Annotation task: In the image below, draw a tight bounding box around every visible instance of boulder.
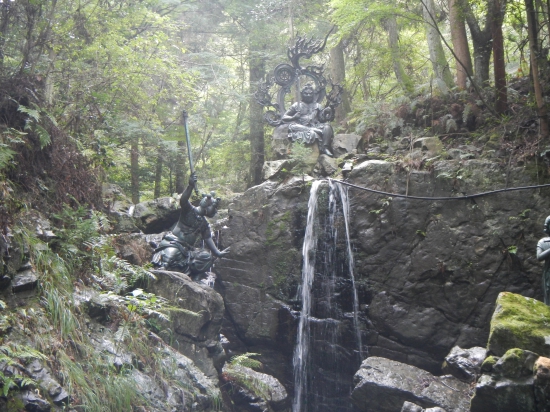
[316,154,339,176]
[493,348,539,379]
[470,373,535,412]
[487,292,550,357]
[351,357,470,412]
[262,159,292,181]
[442,346,487,382]
[146,269,225,377]
[132,197,180,233]
[221,364,288,411]
[332,134,361,157]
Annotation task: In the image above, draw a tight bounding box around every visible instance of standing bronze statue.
[536,215,550,304]
[282,83,334,157]
[151,173,229,276]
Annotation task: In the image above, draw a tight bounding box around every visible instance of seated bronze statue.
[151,173,229,276]
[282,83,334,157]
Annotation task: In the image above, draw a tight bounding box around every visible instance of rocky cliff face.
[215,155,548,409]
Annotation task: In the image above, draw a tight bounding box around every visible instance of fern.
[34,124,51,149]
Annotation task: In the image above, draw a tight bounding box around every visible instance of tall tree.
[248,41,266,187]
[448,0,473,89]
[330,38,352,122]
[526,0,549,137]
[491,0,508,113]
[384,15,414,93]
[462,0,496,86]
[422,0,454,89]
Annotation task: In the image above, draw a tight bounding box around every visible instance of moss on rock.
[488,292,550,357]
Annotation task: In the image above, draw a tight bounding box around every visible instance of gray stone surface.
[133,197,180,233]
[316,154,339,176]
[215,157,550,408]
[146,269,225,377]
[351,357,470,412]
[12,269,38,293]
[442,346,487,382]
[332,133,361,157]
[222,364,288,410]
[470,373,535,412]
[263,159,291,181]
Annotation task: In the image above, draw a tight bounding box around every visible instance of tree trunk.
[153,143,164,199]
[248,41,265,188]
[130,139,140,204]
[329,39,351,123]
[384,16,414,94]
[526,0,549,138]
[462,0,493,86]
[175,140,186,194]
[448,0,473,89]
[422,0,454,89]
[492,0,508,114]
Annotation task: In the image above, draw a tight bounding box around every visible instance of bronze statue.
[536,215,550,304]
[282,83,334,157]
[151,173,229,276]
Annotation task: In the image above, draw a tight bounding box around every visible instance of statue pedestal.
[271,125,292,159]
[269,125,320,175]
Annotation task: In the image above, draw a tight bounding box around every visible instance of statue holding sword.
[151,111,230,276]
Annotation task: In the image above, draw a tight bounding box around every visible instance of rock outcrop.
[351,356,471,412]
[487,291,550,357]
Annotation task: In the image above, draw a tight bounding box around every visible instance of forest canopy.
[0,0,548,203]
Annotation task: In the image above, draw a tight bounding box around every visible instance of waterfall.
[292,180,322,412]
[332,180,363,359]
[292,179,363,412]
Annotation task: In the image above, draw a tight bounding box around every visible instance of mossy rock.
[493,348,539,378]
[488,292,550,357]
[480,355,498,373]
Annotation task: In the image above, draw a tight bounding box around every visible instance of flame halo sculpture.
[255,30,343,127]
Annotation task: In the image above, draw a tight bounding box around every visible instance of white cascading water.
[292,180,323,412]
[332,180,363,359]
[292,180,363,412]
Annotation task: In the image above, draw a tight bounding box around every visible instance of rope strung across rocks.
[329,179,550,201]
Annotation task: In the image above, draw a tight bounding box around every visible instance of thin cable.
[329,179,550,201]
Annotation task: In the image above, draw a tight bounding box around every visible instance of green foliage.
[224,353,271,400]
[0,343,46,397]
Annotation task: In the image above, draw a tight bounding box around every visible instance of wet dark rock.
[11,269,37,293]
[351,357,470,412]
[26,360,69,405]
[442,346,486,382]
[470,373,535,412]
[18,390,51,412]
